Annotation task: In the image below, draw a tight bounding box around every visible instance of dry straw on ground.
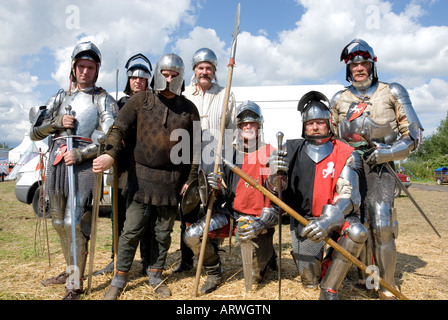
[1,180,447,301]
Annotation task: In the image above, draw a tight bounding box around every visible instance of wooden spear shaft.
[192,54,236,297]
[192,3,240,297]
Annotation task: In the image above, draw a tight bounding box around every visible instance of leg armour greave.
[320,220,368,292]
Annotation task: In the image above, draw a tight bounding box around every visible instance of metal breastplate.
[304,140,334,163]
[338,114,397,146]
[56,90,100,139]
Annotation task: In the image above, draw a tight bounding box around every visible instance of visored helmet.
[191,48,218,70]
[124,53,152,95]
[70,41,102,83]
[151,53,185,96]
[298,91,333,140]
[236,100,264,128]
[340,38,378,83]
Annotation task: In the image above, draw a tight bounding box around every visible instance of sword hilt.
[65,105,73,137]
[276,131,284,152]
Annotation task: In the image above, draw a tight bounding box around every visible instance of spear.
[192,2,240,297]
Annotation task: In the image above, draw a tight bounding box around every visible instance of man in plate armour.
[330,39,423,299]
[269,91,367,300]
[30,41,118,299]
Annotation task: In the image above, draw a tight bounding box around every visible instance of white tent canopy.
[231,84,344,146]
[7,131,48,180]
[9,131,37,164]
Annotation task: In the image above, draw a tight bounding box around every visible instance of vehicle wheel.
[394,184,401,198]
[436,178,443,185]
[32,186,51,218]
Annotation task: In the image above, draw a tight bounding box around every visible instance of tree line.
[403,111,448,181]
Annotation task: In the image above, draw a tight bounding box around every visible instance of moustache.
[198,75,213,81]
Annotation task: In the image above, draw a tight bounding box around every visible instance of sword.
[193,2,240,297]
[65,105,80,288]
[276,132,284,300]
[206,145,409,300]
[362,134,441,238]
[236,217,258,292]
[87,135,105,294]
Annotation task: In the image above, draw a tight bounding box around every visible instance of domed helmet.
[151,53,185,96]
[191,48,218,83]
[124,53,152,95]
[236,100,264,128]
[70,41,102,83]
[235,100,264,144]
[340,38,378,83]
[192,48,218,70]
[298,91,333,141]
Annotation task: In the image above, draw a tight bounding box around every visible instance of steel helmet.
[70,41,101,83]
[191,48,218,70]
[151,53,185,96]
[298,91,334,140]
[124,53,152,95]
[236,100,264,128]
[340,38,378,83]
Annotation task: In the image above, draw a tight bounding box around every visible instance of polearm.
[192,2,240,297]
[211,149,409,300]
[276,132,284,300]
[65,105,80,289]
[362,134,441,238]
[87,136,105,294]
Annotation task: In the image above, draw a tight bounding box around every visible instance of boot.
[62,278,84,300]
[104,272,127,300]
[200,262,223,294]
[148,269,171,298]
[62,288,84,300]
[41,271,69,286]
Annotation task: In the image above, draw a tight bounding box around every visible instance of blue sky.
[1,0,448,148]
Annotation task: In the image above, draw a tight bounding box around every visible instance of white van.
[14,153,112,217]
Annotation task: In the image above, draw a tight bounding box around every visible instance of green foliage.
[404,111,448,181]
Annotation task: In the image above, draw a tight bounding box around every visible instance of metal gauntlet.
[266,149,288,193]
[238,206,279,241]
[301,205,345,242]
[366,135,415,165]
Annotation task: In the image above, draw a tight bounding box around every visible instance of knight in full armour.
[330,39,424,299]
[29,41,118,299]
[268,91,367,300]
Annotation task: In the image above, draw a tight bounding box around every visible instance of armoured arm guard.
[238,206,279,241]
[301,152,362,242]
[29,90,67,141]
[366,83,423,165]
